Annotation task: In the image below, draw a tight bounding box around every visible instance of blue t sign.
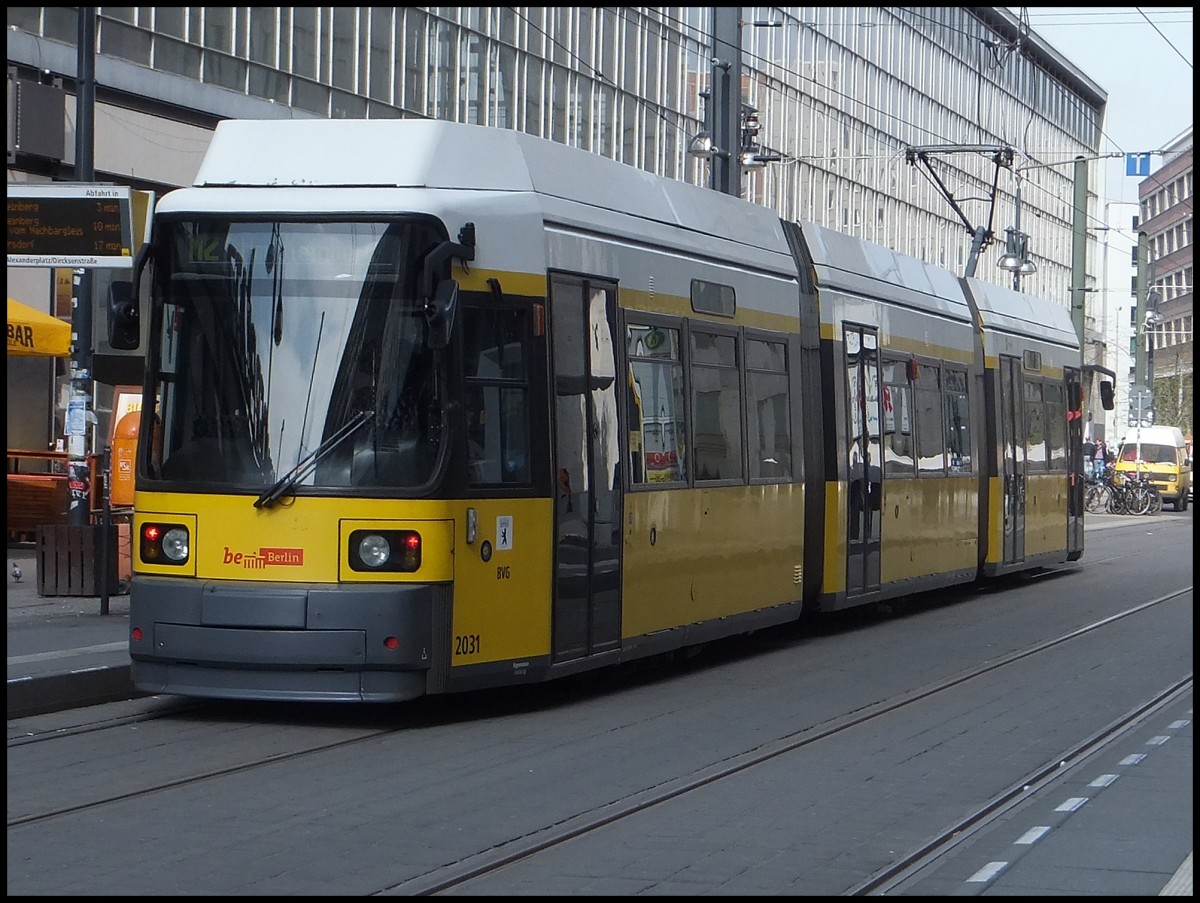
[1126,153,1151,177]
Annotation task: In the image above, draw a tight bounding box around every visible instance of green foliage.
[1151,365,1193,436]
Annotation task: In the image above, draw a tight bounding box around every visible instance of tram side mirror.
[107,280,140,350]
[1099,380,1114,411]
[425,279,459,350]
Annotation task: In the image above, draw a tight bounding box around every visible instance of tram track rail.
[8,698,211,747]
[6,718,404,828]
[6,587,1191,892]
[375,588,1191,896]
[848,674,1192,895]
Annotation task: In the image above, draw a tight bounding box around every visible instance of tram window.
[626,323,686,485]
[1044,382,1066,471]
[372,321,440,483]
[943,368,972,473]
[746,338,791,480]
[1001,362,1023,470]
[690,279,736,317]
[881,360,914,476]
[1023,380,1047,472]
[691,330,742,482]
[463,305,531,485]
[463,308,526,378]
[914,363,945,475]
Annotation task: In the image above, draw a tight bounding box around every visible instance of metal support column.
[1069,155,1087,345]
[67,7,97,526]
[710,7,742,197]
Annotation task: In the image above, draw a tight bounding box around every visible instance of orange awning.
[7,297,71,358]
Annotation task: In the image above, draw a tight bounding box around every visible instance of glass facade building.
[7,6,1114,450]
[8,6,1108,297]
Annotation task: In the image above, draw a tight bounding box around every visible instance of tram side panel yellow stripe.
[1023,472,1069,557]
[449,499,554,666]
[621,484,804,637]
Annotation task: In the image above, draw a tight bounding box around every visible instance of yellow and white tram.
[118,119,1097,703]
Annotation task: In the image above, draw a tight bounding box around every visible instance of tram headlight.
[162,527,190,562]
[358,533,391,567]
[140,522,191,565]
[349,529,421,572]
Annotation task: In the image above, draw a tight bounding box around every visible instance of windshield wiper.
[254,409,376,509]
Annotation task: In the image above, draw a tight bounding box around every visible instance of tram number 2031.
[455,634,482,657]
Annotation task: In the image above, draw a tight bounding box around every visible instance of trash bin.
[35,524,121,596]
[111,411,140,507]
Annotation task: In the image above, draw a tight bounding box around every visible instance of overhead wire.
[505,7,1182,251]
[1136,9,1193,67]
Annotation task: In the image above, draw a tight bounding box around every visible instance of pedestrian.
[1082,437,1095,476]
[1093,438,1106,478]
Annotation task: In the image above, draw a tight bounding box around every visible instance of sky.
[1012,7,1194,204]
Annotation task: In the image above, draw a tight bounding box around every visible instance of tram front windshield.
[144,217,448,494]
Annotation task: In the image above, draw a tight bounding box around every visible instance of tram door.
[548,274,622,662]
[1065,367,1084,557]
[844,326,883,597]
[999,356,1026,563]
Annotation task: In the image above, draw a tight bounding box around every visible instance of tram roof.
[797,219,973,322]
[182,118,789,256]
[962,276,1080,350]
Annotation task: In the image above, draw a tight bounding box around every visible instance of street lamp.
[997,227,1037,277]
[997,173,1036,289]
[996,228,1024,270]
[737,104,781,170]
[687,131,718,158]
[688,97,779,174]
[688,91,722,161]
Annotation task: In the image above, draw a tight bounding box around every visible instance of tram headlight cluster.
[349,529,421,572]
[140,523,191,565]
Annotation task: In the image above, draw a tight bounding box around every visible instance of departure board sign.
[7,183,135,268]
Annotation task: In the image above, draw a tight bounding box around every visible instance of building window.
[291,7,318,80]
[202,7,234,53]
[155,36,202,79]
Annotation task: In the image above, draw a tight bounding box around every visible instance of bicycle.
[1083,470,1112,514]
[1140,474,1164,514]
[1108,469,1160,516]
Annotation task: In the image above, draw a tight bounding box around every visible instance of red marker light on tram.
[401,532,421,569]
[131,627,143,642]
[384,636,399,650]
